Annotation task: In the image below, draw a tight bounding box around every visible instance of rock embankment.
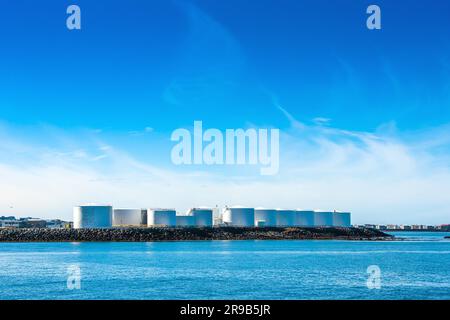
[0,227,391,242]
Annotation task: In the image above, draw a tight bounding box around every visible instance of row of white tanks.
[73,206,213,229]
[223,207,351,228]
[73,205,351,229]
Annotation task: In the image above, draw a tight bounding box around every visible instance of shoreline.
[0,227,392,242]
[384,229,449,232]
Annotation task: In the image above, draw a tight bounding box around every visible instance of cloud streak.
[0,116,449,225]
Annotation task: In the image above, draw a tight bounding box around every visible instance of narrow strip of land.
[0,227,391,242]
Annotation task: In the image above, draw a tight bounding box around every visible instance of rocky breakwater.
[0,227,392,242]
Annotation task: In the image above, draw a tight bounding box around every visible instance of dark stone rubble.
[0,227,392,242]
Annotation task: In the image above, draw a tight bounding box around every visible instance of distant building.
[0,216,16,221]
[20,218,47,229]
[46,219,67,229]
[0,220,20,228]
[213,216,223,226]
[64,222,73,229]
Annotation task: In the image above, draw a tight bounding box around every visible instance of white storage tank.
[276,209,296,227]
[176,215,196,227]
[73,205,113,229]
[113,209,143,227]
[189,208,213,227]
[314,210,334,227]
[147,209,176,227]
[254,208,277,227]
[333,211,351,227]
[295,210,315,227]
[222,206,255,227]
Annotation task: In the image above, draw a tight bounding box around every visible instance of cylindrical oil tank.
[147,209,176,227]
[222,206,255,227]
[314,211,334,227]
[276,209,296,227]
[176,215,196,227]
[189,208,213,227]
[295,210,315,227]
[73,205,112,229]
[333,211,352,227]
[254,208,277,227]
[113,209,143,226]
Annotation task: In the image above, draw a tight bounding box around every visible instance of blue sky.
[1,0,450,223]
[1,0,449,130]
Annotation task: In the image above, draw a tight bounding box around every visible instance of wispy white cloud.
[273,102,450,225]
[128,126,154,137]
[0,115,449,225]
[270,95,305,130]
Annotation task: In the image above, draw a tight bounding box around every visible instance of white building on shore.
[254,208,277,227]
[276,209,296,227]
[113,209,146,227]
[72,205,352,229]
[295,210,315,227]
[147,209,176,227]
[314,211,334,227]
[188,208,213,227]
[332,211,352,227]
[73,205,113,229]
[222,206,255,227]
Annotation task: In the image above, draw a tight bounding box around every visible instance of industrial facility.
[332,211,352,227]
[295,210,315,227]
[189,208,214,227]
[254,208,277,227]
[314,210,334,227]
[175,208,213,227]
[276,209,296,227]
[222,206,255,227]
[147,209,177,227]
[72,205,352,229]
[113,209,146,227]
[73,205,113,229]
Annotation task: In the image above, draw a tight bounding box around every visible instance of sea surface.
[0,232,449,300]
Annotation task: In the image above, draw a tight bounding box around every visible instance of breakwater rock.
[0,227,391,242]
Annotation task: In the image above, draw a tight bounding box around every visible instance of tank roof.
[76,204,112,208]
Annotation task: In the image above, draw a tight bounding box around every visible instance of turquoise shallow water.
[0,232,449,300]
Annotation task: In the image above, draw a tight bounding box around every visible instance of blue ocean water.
[0,232,449,300]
